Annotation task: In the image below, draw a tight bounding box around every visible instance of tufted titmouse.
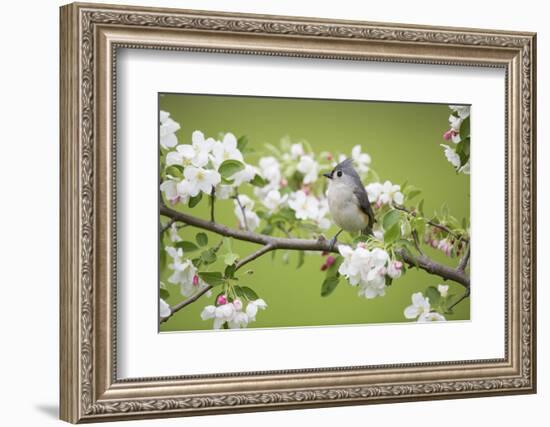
[323,159,375,247]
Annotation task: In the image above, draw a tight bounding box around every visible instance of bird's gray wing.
[353,184,376,226]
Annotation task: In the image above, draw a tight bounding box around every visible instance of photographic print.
[158,94,471,332]
[159,93,470,331]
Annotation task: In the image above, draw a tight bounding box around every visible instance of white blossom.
[168,222,182,242]
[214,184,234,200]
[366,181,404,206]
[262,189,288,211]
[290,143,304,159]
[441,144,461,169]
[182,166,221,197]
[230,163,257,186]
[366,182,383,204]
[437,284,449,298]
[160,179,189,206]
[159,298,171,318]
[200,302,235,329]
[258,156,281,186]
[403,292,446,322]
[233,194,261,231]
[165,131,213,169]
[167,257,198,297]
[351,145,371,174]
[296,155,319,184]
[246,299,267,322]
[386,260,403,279]
[404,292,431,319]
[159,111,180,149]
[211,132,243,169]
[338,245,390,299]
[450,105,470,119]
[200,298,267,329]
[418,312,446,322]
[165,246,183,260]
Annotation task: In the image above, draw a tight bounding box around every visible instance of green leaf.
[189,192,203,208]
[196,232,208,247]
[384,223,400,244]
[165,165,184,178]
[325,256,344,278]
[425,286,441,307]
[321,276,340,297]
[224,252,239,266]
[241,286,259,300]
[407,187,422,200]
[201,248,217,264]
[175,241,199,252]
[220,176,235,185]
[160,287,170,300]
[198,271,225,286]
[223,237,233,253]
[297,250,305,269]
[460,116,470,138]
[250,174,267,187]
[417,199,425,216]
[233,286,245,298]
[224,264,236,279]
[218,159,245,179]
[382,209,401,231]
[237,135,249,152]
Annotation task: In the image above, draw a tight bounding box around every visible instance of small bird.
[323,159,375,247]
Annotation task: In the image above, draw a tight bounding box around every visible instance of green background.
[159,93,470,332]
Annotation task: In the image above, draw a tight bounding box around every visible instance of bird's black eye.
[336,170,343,178]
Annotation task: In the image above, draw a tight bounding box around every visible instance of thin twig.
[447,289,471,312]
[210,187,216,223]
[160,218,175,234]
[236,244,276,270]
[160,285,212,324]
[393,204,469,243]
[412,230,424,255]
[457,245,471,272]
[233,192,249,231]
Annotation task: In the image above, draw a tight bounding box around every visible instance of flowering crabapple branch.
[392,203,470,244]
[160,202,470,289]
[160,241,277,323]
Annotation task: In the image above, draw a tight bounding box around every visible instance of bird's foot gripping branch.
[158,105,471,329]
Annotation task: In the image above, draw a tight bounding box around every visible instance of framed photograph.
[60,2,537,423]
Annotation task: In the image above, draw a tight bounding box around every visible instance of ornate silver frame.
[60,2,536,423]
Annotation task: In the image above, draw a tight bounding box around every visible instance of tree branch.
[160,284,212,324]
[447,288,471,312]
[160,204,470,288]
[236,244,276,270]
[457,245,470,272]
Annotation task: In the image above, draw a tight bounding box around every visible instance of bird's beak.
[323,172,332,179]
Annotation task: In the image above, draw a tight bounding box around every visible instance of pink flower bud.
[233,299,243,311]
[326,153,333,161]
[443,129,458,141]
[216,294,227,305]
[192,275,199,286]
[394,261,403,270]
[325,256,336,268]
